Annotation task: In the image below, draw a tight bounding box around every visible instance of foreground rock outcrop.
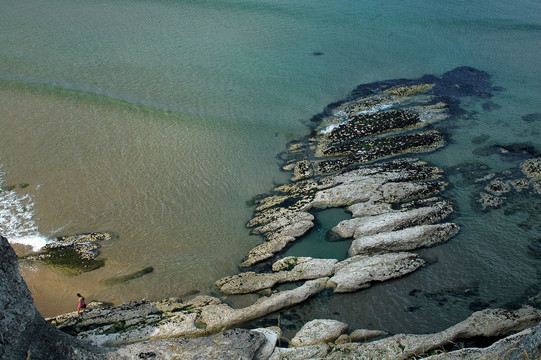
[49,278,329,347]
[323,306,541,359]
[0,235,104,359]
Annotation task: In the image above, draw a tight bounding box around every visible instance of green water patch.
[0,78,204,125]
[283,207,352,261]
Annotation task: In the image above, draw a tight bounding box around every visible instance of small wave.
[321,103,395,134]
[320,120,348,134]
[357,103,394,114]
[0,168,49,251]
[8,235,50,251]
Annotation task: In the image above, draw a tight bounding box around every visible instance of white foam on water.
[320,120,348,134]
[0,168,49,251]
[357,102,394,114]
[9,234,50,251]
[321,103,395,134]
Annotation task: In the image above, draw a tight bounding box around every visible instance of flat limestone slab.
[328,252,425,293]
[348,223,459,256]
[330,200,452,239]
[216,257,338,295]
[290,319,349,347]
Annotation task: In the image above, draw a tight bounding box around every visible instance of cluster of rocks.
[448,156,541,211]
[223,77,463,306]
[4,232,540,359]
[22,232,113,274]
[6,67,540,358]
[479,157,541,208]
[117,308,539,359]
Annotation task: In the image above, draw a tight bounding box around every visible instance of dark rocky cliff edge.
[0,235,104,359]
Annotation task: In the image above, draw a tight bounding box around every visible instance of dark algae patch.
[37,246,105,275]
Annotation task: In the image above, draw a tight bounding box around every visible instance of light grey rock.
[236,220,315,267]
[216,257,337,294]
[348,223,459,256]
[349,329,388,342]
[328,252,425,293]
[290,319,349,347]
[240,236,295,267]
[422,323,540,359]
[70,278,329,347]
[309,162,441,209]
[267,220,314,240]
[310,175,384,208]
[215,272,285,295]
[324,306,541,360]
[252,211,315,235]
[272,256,338,275]
[269,344,330,360]
[334,334,350,344]
[330,200,452,239]
[253,327,281,360]
[348,201,393,217]
[108,328,266,360]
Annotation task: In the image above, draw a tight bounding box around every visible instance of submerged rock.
[522,157,541,179]
[101,266,154,285]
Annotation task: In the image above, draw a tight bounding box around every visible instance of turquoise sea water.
[1,0,540,333]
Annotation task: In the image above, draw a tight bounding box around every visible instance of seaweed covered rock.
[522,157,541,179]
[23,232,113,275]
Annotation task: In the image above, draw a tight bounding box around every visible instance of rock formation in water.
[22,232,113,275]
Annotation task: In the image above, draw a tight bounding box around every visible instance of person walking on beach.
[77,293,87,318]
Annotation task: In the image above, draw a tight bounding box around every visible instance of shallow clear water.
[1,0,540,333]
